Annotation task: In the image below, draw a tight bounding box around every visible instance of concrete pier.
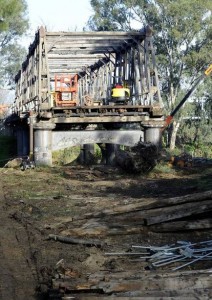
[33,122,56,166]
[106,144,119,165]
[144,126,162,147]
[80,144,95,165]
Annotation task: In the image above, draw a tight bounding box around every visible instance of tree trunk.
[169,120,181,150]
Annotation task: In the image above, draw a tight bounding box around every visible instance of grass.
[52,146,80,165]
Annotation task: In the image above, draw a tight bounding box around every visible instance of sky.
[25,0,93,45]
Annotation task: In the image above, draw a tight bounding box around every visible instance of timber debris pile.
[46,189,212,298]
[169,152,212,168]
[49,268,212,299]
[116,141,159,173]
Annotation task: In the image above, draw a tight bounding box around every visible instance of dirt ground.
[0,164,211,299]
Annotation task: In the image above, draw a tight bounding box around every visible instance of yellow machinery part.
[111,87,130,98]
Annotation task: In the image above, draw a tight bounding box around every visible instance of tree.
[87,0,212,150]
[0,0,29,87]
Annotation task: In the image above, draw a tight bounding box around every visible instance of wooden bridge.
[6,26,164,165]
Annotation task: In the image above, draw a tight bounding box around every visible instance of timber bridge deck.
[6,26,164,165]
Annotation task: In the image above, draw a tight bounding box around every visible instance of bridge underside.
[52,130,144,151]
[6,110,163,166]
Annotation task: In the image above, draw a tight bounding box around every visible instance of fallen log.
[48,234,104,247]
[150,218,212,232]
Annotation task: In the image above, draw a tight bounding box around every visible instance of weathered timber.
[87,269,212,280]
[60,222,144,237]
[150,218,212,232]
[144,199,212,225]
[159,190,212,205]
[48,234,104,247]
[83,199,156,219]
[52,270,212,294]
[61,295,211,300]
[83,190,212,220]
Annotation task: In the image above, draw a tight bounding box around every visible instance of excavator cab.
[111,84,130,104]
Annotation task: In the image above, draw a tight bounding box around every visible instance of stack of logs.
[47,190,212,299]
[50,269,212,299]
[51,190,212,237]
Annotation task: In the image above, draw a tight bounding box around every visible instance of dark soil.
[0,164,211,299]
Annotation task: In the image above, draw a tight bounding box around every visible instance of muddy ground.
[0,164,211,299]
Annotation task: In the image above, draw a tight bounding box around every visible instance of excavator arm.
[164,64,212,129]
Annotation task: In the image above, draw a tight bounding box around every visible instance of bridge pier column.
[143,126,162,147]
[106,144,119,165]
[80,144,95,165]
[16,126,29,157]
[33,122,56,166]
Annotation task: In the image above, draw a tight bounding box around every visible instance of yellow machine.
[111,84,130,103]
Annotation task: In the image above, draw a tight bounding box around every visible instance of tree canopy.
[88,0,212,150]
[0,0,29,87]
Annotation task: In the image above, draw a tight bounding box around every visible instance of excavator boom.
[164,64,212,128]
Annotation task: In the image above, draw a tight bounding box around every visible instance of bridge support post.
[106,144,119,165]
[33,122,56,166]
[16,126,29,157]
[143,126,162,147]
[80,144,95,164]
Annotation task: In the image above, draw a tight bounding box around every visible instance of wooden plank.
[52,273,212,293]
[150,218,212,232]
[62,295,211,300]
[144,199,212,225]
[83,190,212,219]
[98,276,212,293]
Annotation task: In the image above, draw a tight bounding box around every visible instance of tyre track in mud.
[0,180,37,300]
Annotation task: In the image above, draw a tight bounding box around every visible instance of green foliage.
[52,146,80,165]
[151,162,174,175]
[0,0,29,87]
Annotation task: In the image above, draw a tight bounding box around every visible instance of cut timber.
[62,296,211,300]
[60,221,144,237]
[144,199,212,225]
[52,270,212,295]
[150,218,212,232]
[84,199,156,219]
[83,190,212,220]
[159,190,212,206]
